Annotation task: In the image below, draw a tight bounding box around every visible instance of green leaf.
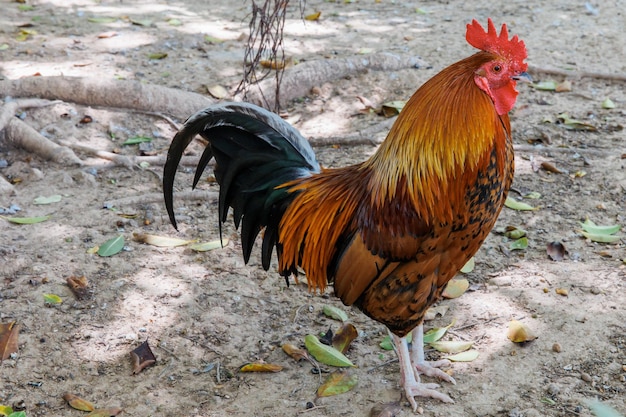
[587,401,625,417]
[423,321,454,344]
[460,257,474,273]
[557,113,597,131]
[379,335,394,350]
[505,197,537,211]
[316,372,358,397]
[122,136,152,145]
[33,194,62,205]
[442,278,469,298]
[87,17,117,23]
[524,191,541,199]
[580,220,621,235]
[204,35,224,44]
[148,52,167,60]
[509,237,529,250]
[447,349,479,362]
[504,226,527,239]
[189,239,227,252]
[601,98,616,110]
[531,81,557,91]
[581,232,621,243]
[43,293,63,305]
[8,412,26,417]
[0,44,9,51]
[167,18,182,26]
[323,305,348,322]
[0,405,14,416]
[1,215,50,224]
[97,235,125,257]
[18,4,34,11]
[304,335,354,367]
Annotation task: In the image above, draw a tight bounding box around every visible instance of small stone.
[489,276,512,286]
[546,383,560,395]
[552,343,562,353]
[581,372,592,382]
[590,287,602,295]
[575,316,587,323]
[555,287,568,296]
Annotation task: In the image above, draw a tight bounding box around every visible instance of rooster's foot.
[414,359,456,385]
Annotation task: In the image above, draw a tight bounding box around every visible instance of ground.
[0,0,625,416]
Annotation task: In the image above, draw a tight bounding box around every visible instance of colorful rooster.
[163,18,529,410]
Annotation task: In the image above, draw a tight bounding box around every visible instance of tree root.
[241,52,429,109]
[0,77,214,120]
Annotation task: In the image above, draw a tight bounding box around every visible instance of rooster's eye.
[493,65,502,73]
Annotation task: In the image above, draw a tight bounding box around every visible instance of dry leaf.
[63,393,95,412]
[332,323,358,354]
[282,343,309,361]
[67,276,90,300]
[430,340,473,354]
[369,402,402,417]
[133,232,195,247]
[130,340,156,374]
[0,321,20,361]
[546,241,567,261]
[207,84,229,99]
[304,11,321,21]
[86,408,123,417]
[555,288,569,296]
[507,320,537,343]
[97,31,118,39]
[540,161,563,174]
[240,362,283,372]
[423,305,449,321]
[555,80,572,92]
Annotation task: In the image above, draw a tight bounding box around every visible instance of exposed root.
[0,77,214,120]
[240,52,429,109]
[3,117,83,165]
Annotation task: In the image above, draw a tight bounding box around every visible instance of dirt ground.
[1,0,625,416]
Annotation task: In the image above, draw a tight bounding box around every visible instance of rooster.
[163,18,528,410]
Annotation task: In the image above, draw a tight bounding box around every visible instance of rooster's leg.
[410,323,457,384]
[392,333,454,411]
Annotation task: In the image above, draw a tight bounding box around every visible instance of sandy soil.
[1,0,625,416]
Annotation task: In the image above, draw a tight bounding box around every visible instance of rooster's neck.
[363,52,511,222]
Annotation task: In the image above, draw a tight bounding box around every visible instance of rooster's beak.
[512,72,532,83]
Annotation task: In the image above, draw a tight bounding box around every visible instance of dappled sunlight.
[71,252,203,363]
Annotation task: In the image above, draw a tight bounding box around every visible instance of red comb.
[466,18,527,66]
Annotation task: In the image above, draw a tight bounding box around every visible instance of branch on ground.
[0,77,214,120]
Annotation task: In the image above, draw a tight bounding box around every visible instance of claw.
[414,361,456,385]
[392,331,455,411]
